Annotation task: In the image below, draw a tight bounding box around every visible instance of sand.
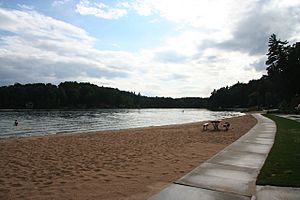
[0,114,257,200]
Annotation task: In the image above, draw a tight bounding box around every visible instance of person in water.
[14,120,18,126]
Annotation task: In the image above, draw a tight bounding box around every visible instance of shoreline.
[0,121,208,140]
[0,121,213,141]
[0,112,245,140]
[0,114,257,200]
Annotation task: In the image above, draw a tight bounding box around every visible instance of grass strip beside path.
[257,114,300,186]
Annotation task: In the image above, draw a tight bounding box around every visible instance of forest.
[209,34,300,111]
[0,82,208,109]
[0,34,299,111]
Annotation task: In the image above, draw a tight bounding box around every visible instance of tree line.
[0,34,299,111]
[0,82,208,109]
[209,34,300,111]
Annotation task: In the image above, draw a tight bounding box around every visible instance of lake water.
[0,109,244,138]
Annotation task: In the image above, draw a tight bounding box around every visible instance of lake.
[0,109,244,138]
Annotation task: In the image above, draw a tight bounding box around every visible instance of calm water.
[0,109,244,138]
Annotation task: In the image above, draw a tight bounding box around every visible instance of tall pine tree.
[266,34,289,79]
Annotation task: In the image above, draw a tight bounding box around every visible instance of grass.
[257,114,300,187]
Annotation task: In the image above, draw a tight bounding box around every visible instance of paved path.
[277,114,300,123]
[255,185,300,200]
[254,114,300,200]
[149,114,276,200]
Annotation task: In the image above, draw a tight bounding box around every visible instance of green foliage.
[208,34,300,110]
[266,34,289,80]
[257,115,300,186]
[0,82,208,109]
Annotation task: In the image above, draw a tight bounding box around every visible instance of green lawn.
[257,114,300,186]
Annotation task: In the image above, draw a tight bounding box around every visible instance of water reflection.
[0,109,244,138]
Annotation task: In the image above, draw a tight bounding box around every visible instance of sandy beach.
[0,114,256,200]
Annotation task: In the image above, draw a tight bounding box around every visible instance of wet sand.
[0,114,257,200]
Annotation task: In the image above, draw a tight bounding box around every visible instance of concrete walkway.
[254,185,300,200]
[149,114,276,200]
[277,114,300,123]
[254,114,300,200]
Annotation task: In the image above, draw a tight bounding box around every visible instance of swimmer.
[14,120,18,126]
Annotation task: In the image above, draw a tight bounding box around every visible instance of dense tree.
[0,82,208,109]
[266,34,289,79]
[1,34,298,111]
[285,42,300,99]
[208,34,300,111]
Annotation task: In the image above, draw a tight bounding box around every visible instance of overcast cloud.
[0,0,300,97]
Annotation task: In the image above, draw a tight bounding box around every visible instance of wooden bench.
[203,123,209,131]
[223,122,230,131]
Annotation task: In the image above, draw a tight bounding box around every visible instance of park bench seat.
[223,122,230,131]
[203,123,209,131]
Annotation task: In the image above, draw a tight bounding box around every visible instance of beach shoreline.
[0,113,244,140]
[0,114,257,200]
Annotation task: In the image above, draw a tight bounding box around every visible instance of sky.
[0,0,300,97]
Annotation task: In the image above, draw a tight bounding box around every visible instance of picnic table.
[210,120,222,130]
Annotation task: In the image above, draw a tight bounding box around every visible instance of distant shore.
[0,114,257,200]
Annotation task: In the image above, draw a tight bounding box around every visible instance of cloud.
[119,0,259,32]
[73,0,300,74]
[0,7,130,85]
[52,0,70,7]
[0,7,94,45]
[169,73,189,81]
[76,0,127,20]
[217,0,300,55]
[17,4,35,10]
[154,50,187,63]
[0,4,266,97]
[249,57,267,72]
[74,0,248,29]
[0,54,129,84]
[74,0,300,57]
[1,0,300,97]
[149,18,160,24]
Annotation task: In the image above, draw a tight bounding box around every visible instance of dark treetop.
[1,34,299,110]
[209,34,300,111]
[0,82,208,109]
